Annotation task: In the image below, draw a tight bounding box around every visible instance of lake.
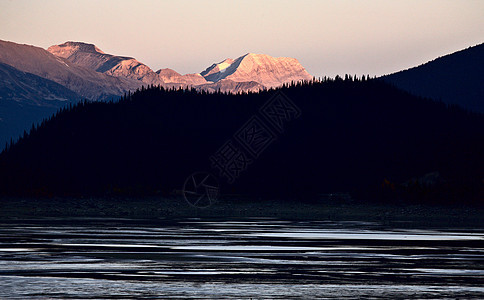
[0,217,483,299]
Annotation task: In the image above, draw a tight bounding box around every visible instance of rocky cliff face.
[48,42,163,85]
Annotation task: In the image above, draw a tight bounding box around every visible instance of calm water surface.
[0,218,483,299]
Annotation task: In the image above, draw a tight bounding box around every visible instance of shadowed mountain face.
[0,62,81,148]
[201,58,235,78]
[0,62,80,105]
[382,43,484,113]
[0,40,142,100]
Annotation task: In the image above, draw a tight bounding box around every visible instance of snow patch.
[217,61,231,71]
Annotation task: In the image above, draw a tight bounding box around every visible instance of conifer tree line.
[0,76,482,204]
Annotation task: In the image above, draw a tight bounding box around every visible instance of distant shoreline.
[1,196,482,228]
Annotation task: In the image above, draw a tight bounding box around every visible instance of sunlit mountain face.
[47,41,313,91]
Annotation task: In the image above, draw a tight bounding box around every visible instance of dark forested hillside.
[0,78,483,204]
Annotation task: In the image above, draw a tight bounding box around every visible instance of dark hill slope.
[0,79,482,203]
[382,43,484,113]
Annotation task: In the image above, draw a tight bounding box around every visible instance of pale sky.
[1,0,483,77]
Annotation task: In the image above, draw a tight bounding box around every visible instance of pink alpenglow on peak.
[200,53,313,88]
[47,41,105,57]
[47,41,313,92]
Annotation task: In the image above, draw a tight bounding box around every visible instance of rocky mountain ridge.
[0,40,142,100]
[47,41,313,91]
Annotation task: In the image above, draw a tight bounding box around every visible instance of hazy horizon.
[1,0,483,77]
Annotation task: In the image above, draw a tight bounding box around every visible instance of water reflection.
[0,218,483,298]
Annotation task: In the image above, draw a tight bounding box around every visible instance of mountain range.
[0,39,313,148]
[0,40,482,150]
[46,41,312,91]
[0,40,141,100]
[0,39,482,202]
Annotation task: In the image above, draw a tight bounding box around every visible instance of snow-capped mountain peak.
[200,53,312,87]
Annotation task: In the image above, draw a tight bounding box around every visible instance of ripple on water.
[0,219,483,298]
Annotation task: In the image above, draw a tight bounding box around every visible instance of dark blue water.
[0,218,483,299]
